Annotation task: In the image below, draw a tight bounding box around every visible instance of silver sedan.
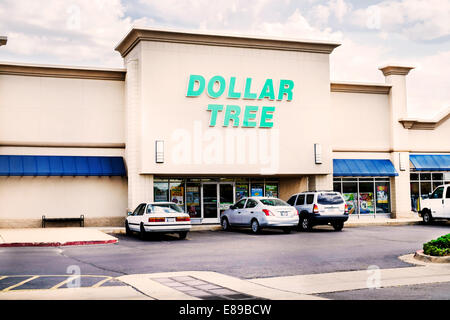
[220,197,299,234]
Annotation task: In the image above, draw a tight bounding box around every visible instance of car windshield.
[317,193,344,205]
[260,198,289,206]
[148,203,183,214]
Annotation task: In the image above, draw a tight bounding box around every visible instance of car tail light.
[313,204,319,214]
[176,216,191,222]
[262,209,274,216]
[148,217,165,223]
[294,209,299,216]
[345,203,349,214]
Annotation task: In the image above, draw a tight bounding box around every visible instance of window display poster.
[376,186,388,204]
[343,193,356,215]
[251,186,263,197]
[170,186,184,205]
[359,192,374,213]
[265,184,278,198]
[236,184,249,201]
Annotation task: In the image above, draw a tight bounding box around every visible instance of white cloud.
[351,0,450,41]
[406,50,450,116]
[328,0,350,23]
[0,0,150,66]
[0,0,447,116]
[309,4,331,27]
[254,8,343,41]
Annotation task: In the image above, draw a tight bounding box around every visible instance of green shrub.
[423,234,450,256]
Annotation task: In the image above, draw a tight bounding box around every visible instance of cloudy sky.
[0,0,448,117]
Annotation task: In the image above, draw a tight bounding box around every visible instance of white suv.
[419,184,450,224]
[287,191,349,231]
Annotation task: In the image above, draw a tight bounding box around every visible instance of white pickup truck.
[419,184,450,224]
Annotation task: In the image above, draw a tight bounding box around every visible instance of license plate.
[166,218,175,223]
[280,211,288,216]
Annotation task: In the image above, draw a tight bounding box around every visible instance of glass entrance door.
[202,183,218,222]
[202,182,235,223]
[219,183,234,216]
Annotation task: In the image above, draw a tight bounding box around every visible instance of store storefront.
[332,159,396,218]
[333,177,391,217]
[0,28,449,227]
[409,154,450,211]
[153,177,279,223]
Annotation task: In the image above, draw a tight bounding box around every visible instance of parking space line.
[2,276,39,292]
[50,276,81,290]
[0,276,7,281]
[92,277,113,288]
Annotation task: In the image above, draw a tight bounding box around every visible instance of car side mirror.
[127,211,132,216]
[230,205,236,210]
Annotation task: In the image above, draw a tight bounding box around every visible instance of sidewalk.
[249,260,450,295]
[0,228,117,247]
[1,261,449,300]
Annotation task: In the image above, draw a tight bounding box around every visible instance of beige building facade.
[0,29,449,227]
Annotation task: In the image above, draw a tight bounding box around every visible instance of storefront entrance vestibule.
[154,177,280,223]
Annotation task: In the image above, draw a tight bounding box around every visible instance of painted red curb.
[0,239,117,247]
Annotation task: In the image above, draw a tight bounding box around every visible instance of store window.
[154,179,169,202]
[235,180,249,201]
[341,180,358,216]
[334,177,391,216]
[375,181,390,213]
[410,171,450,211]
[169,179,184,206]
[251,182,264,197]
[186,183,201,218]
[359,181,375,214]
[265,183,279,198]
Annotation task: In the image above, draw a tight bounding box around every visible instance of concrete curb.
[0,239,118,247]
[414,250,450,264]
[344,220,422,228]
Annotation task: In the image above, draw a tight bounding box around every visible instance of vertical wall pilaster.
[124,53,154,213]
[379,65,414,218]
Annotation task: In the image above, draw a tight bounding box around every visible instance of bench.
[42,215,84,228]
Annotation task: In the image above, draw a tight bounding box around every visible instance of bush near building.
[423,234,450,256]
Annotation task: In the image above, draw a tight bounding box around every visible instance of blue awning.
[410,154,450,171]
[333,159,398,177]
[0,155,126,176]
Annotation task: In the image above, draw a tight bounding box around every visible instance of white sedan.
[125,202,191,239]
[221,197,299,234]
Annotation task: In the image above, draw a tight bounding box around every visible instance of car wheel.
[423,211,433,224]
[332,221,344,231]
[299,216,312,232]
[178,231,188,240]
[139,223,146,240]
[251,219,260,234]
[282,227,291,234]
[221,217,231,231]
[125,221,131,236]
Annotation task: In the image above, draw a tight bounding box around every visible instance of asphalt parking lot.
[318,282,450,300]
[0,224,448,289]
